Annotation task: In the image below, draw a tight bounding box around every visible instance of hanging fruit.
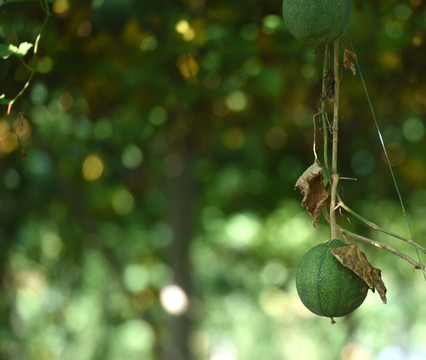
[282,0,351,45]
[296,239,369,323]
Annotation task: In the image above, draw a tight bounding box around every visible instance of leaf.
[344,49,357,75]
[331,243,387,304]
[295,161,330,228]
[0,42,33,59]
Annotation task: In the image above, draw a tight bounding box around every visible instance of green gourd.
[296,239,368,322]
[282,0,351,45]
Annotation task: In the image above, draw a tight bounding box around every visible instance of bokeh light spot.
[94,118,113,139]
[37,56,54,73]
[402,117,424,142]
[264,127,287,150]
[123,264,149,293]
[41,231,63,261]
[4,168,21,189]
[141,35,158,51]
[82,154,104,181]
[175,20,195,41]
[122,144,143,169]
[115,320,155,353]
[160,284,188,315]
[262,14,282,34]
[225,213,261,249]
[260,261,288,286]
[111,187,135,216]
[148,106,167,125]
[30,82,48,105]
[76,21,92,38]
[225,91,248,112]
[177,54,199,79]
[52,0,70,14]
[222,127,245,150]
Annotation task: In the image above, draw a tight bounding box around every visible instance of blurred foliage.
[0,0,425,360]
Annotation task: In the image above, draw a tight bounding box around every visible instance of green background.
[0,0,425,359]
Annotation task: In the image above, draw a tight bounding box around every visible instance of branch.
[338,197,426,254]
[338,226,423,270]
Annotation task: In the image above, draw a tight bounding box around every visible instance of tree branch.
[338,226,423,270]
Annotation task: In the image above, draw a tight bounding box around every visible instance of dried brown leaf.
[295,161,330,228]
[332,243,387,304]
[344,49,357,75]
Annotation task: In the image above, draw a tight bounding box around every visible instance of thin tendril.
[347,29,426,280]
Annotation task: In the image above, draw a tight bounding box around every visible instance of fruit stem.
[330,40,340,240]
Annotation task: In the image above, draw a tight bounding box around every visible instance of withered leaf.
[332,243,387,304]
[343,49,357,76]
[295,161,330,228]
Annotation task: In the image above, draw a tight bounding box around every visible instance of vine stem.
[337,195,426,254]
[338,227,423,270]
[7,4,51,115]
[329,40,340,240]
[320,44,330,181]
[322,208,424,270]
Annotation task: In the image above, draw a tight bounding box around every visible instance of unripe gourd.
[282,0,351,45]
[296,239,368,321]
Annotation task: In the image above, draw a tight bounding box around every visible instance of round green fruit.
[296,239,368,320]
[282,0,351,45]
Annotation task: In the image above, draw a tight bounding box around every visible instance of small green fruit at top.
[296,239,368,322]
[282,0,351,45]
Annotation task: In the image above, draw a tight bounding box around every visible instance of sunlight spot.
[111,187,135,216]
[225,91,248,112]
[225,213,261,248]
[140,35,158,51]
[37,56,54,74]
[160,284,188,315]
[402,117,424,142]
[261,261,288,286]
[175,20,195,41]
[116,320,155,352]
[123,264,149,293]
[53,0,70,15]
[148,106,167,125]
[176,54,199,79]
[121,144,143,169]
[41,231,63,261]
[82,154,104,181]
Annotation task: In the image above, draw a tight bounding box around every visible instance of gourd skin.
[282,0,352,45]
[296,239,368,318]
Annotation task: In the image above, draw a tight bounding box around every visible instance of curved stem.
[337,196,426,253]
[338,226,423,270]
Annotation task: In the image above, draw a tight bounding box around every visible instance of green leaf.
[0,42,33,59]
